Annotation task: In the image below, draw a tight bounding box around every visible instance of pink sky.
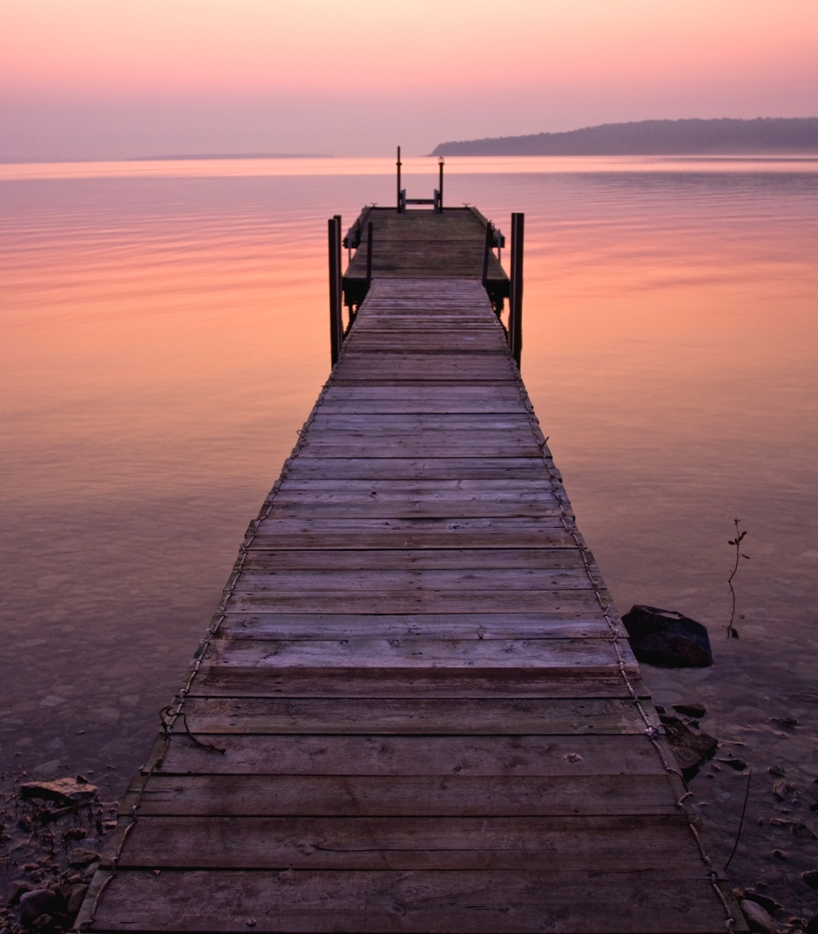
[2,0,817,160]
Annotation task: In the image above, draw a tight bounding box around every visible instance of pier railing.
[329,171,524,366]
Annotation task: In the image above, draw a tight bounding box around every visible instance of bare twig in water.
[724,768,752,872]
[726,519,749,639]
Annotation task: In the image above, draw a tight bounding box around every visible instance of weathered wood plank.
[170,696,655,734]
[116,814,697,871]
[87,868,730,933]
[274,478,555,493]
[216,611,615,640]
[239,548,587,571]
[191,669,640,699]
[122,773,678,818]
[333,365,515,383]
[316,400,526,414]
[265,495,564,519]
[307,415,534,430]
[233,568,596,592]
[298,441,544,459]
[249,521,581,550]
[283,457,550,480]
[201,637,628,671]
[303,427,536,444]
[226,590,606,615]
[144,732,662,777]
[320,384,523,400]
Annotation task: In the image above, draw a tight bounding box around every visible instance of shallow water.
[1,158,817,920]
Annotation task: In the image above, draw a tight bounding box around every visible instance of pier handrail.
[396,146,444,213]
[328,215,343,365]
[399,188,440,211]
[508,212,524,366]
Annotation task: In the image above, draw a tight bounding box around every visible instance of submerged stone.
[622,605,713,668]
[672,702,707,718]
[658,715,718,776]
[19,889,58,925]
[739,899,776,934]
[20,778,98,806]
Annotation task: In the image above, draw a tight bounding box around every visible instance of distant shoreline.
[131,153,333,161]
[431,118,818,157]
[0,153,333,165]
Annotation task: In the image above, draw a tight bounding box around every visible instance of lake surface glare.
[1,157,817,917]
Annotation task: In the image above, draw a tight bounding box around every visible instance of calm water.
[2,158,817,914]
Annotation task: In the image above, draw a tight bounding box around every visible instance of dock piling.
[481,221,493,289]
[509,212,524,366]
[438,157,444,212]
[366,221,374,287]
[396,146,402,213]
[328,215,343,365]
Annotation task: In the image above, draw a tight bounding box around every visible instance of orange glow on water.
[2,160,818,903]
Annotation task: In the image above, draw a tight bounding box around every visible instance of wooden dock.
[78,193,741,932]
[341,207,508,309]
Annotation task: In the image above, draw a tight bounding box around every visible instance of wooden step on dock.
[78,204,741,932]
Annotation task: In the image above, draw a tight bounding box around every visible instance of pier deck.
[79,210,740,932]
[341,207,507,308]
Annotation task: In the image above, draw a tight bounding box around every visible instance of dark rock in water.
[770,715,798,729]
[792,821,817,840]
[67,847,100,867]
[622,605,713,667]
[19,889,59,925]
[772,780,794,802]
[718,756,748,771]
[673,702,707,718]
[658,715,717,777]
[7,880,33,906]
[768,764,786,777]
[742,891,782,915]
[739,899,776,934]
[802,870,818,889]
[67,883,89,916]
[21,778,98,806]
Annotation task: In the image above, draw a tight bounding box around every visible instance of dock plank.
[145,733,663,776]
[122,773,678,818]
[87,869,729,933]
[118,815,701,870]
[169,696,654,734]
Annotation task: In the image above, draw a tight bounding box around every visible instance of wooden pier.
[78,177,741,932]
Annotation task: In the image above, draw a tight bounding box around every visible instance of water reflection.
[1,163,817,913]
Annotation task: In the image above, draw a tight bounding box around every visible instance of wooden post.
[333,214,343,336]
[481,221,493,289]
[366,221,374,287]
[438,157,444,213]
[508,212,524,367]
[396,146,402,213]
[328,217,343,366]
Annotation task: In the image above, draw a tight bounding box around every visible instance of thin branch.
[726,519,748,638]
[725,768,752,872]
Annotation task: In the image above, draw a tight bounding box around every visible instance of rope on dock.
[499,313,736,932]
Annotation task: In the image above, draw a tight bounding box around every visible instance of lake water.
[1,156,817,917]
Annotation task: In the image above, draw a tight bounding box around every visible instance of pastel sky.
[2,0,817,160]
